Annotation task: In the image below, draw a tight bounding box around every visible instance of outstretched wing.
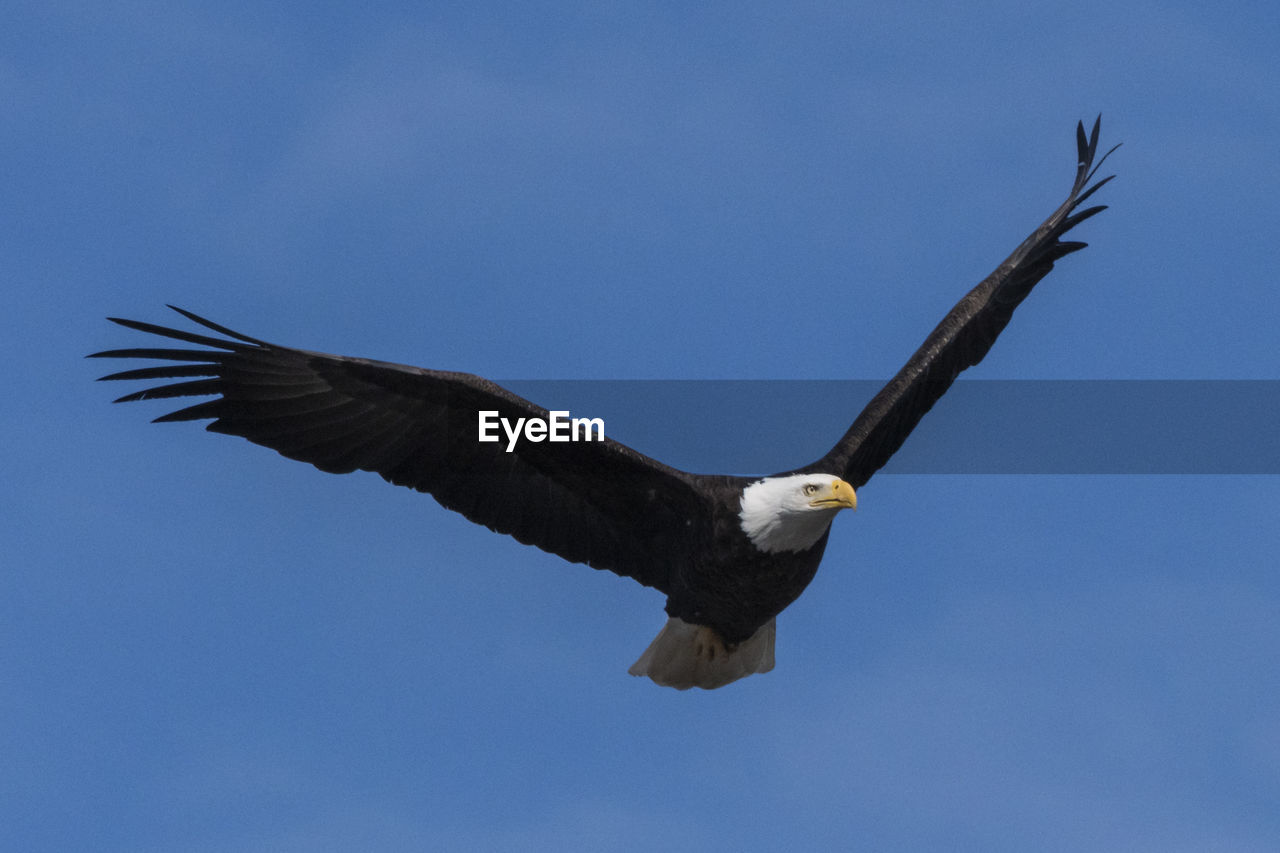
[807,117,1118,487]
[91,307,708,593]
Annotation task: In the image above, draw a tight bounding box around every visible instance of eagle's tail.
[627,617,775,690]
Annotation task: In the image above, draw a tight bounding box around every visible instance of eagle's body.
[93,119,1116,689]
[649,474,834,642]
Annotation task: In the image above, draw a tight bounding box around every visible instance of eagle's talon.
[693,625,728,662]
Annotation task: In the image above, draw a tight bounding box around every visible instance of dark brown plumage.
[92,118,1116,688]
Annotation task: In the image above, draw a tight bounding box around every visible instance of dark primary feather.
[90,306,709,593]
[806,116,1118,487]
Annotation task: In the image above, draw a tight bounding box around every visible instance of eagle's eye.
[802,484,819,496]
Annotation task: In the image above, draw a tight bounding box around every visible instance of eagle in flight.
[94,118,1116,689]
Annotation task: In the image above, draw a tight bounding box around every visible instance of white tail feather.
[628,617,776,690]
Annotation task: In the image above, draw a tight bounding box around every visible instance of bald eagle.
[92,119,1115,690]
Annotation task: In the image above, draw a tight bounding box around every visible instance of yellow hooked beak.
[811,478,857,511]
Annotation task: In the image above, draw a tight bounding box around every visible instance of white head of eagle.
[738,473,857,554]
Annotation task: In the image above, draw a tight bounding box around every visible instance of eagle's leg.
[692,624,731,662]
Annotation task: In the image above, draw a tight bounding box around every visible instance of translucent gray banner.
[499,380,1280,475]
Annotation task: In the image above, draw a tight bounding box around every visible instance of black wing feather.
[807,117,1118,487]
[91,310,710,593]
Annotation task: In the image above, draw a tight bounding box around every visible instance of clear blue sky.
[6,2,1280,850]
